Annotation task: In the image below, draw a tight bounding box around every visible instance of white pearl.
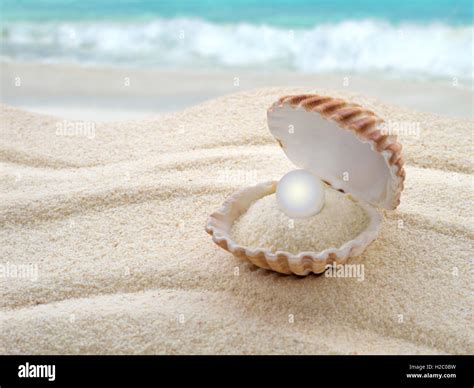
[276,169,325,218]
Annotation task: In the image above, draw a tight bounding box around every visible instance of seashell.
[206,94,405,276]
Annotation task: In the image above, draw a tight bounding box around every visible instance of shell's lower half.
[205,181,382,276]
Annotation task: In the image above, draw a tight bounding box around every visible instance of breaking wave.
[1,18,472,80]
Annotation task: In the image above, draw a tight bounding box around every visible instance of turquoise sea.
[1,0,472,80]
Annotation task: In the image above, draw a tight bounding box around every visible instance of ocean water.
[1,0,472,80]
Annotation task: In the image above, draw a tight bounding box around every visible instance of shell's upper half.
[267,94,405,210]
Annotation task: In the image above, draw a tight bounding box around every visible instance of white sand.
[0,87,473,354]
[232,190,369,254]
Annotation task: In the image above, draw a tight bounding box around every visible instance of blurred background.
[1,0,472,120]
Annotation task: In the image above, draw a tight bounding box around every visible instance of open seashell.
[206,94,405,276]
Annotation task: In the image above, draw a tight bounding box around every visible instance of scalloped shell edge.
[205,181,381,276]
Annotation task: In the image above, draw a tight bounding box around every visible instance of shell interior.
[268,101,401,209]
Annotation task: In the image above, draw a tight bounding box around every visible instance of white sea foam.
[1,18,472,80]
